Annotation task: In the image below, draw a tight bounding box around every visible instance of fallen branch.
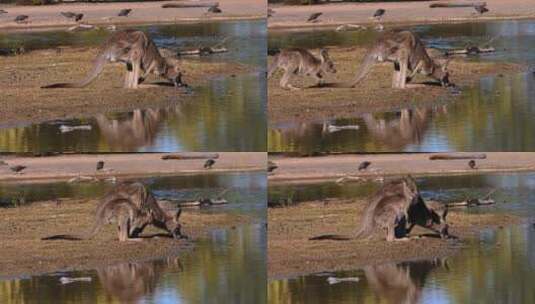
[177,47,228,56]
[430,2,486,8]
[161,153,219,160]
[160,198,228,207]
[162,2,218,8]
[446,198,495,208]
[67,23,98,32]
[429,153,487,160]
[445,46,495,56]
[335,24,367,32]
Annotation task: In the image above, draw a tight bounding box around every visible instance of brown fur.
[268,48,336,90]
[42,29,183,89]
[346,30,450,89]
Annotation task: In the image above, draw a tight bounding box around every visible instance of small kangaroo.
[268,48,336,90]
[346,30,450,89]
[42,29,183,89]
[42,182,184,241]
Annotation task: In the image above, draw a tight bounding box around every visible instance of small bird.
[10,165,26,173]
[358,161,371,171]
[14,15,29,23]
[468,160,476,169]
[204,158,216,169]
[268,161,278,173]
[268,8,275,18]
[61,12,84,22]
[373,9,385,21]
[0,9,8,14]
[118,9,132,17]
[307,12,322,23]
[474,4,488,15]
[207,4,222,13]
[96,161,105,171]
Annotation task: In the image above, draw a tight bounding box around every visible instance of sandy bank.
[0,47,250,126]
[268,152,535,184]
[268,198,522,279]
[268,0,535,29]
[268,46,523,124]
[0,197,254,278]
[0,152,266,182]
[0,0,265,31]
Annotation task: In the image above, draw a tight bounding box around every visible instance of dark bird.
[118,9,132,17]
[268,8,275,18]
[0,9,8,14]
[14,15,29,23]
[268,161,278,173]
[468,160,476,169]
[474,4,489,15]
[10,165,26,173]
[207,4,222,13]
[96,161,105,171]
[307,12,322,23]
[61,12,84,22]
[204,158,216,169]
[358,161,371,171]
[373,8,385,20]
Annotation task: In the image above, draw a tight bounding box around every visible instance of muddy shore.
[0,0,265,31]
[268,198,522,279]
[268,46,524,124]
[268,152,535,184]
[0,197,253,278]
[268,0,535,29]
[0,152,266,182]
[0,47,251,126]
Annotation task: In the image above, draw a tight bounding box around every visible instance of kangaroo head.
[427,202,449,239]
[432,59,451,87]
[402,175,420,199]
[319,49,337,74]
[161,58,184,88]
[155,208,183,239]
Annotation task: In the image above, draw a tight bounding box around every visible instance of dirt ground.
[268,152,535,184]
[268,198,522,279]
[0,47,250,126]
[0,0,265,31]
[268,47,523,124]
[0,152,266,182]
[268,0,535,29]
[0,197,253,278]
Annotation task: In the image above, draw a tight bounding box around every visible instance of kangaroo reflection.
[364,259,446,304]
[361,107,445,150]
[95,107,175,150]
[97,257,182,303]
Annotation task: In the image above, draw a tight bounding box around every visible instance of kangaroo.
[42,182,184,241]
[268,48,336,90]
[42,29,183,89]
[346,30,450,89]
[310,176,448,241]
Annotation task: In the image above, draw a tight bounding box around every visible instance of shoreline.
[268,152,535,184]
[0,152,266,183]
[267,1,535,30]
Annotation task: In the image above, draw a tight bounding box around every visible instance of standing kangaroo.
[42,182,184,241]
[268,48,336,90]
[347,30,450,89]
[42,29,183,89]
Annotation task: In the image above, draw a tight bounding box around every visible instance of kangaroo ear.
[442,207,448,220]
[319,48,329,60]
[437,58,451,71]
[175,208,182,221]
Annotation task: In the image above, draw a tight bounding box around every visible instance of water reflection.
[268,20,535,152]
[0,20,267,152]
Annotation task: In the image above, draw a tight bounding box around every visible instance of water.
[268,172,535,303]
[0,20,267,152]
[268,20,535,152]
[0,171,267,303]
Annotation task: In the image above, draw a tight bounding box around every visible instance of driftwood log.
[161,153,219,160]
[430,2,486,8]
[162,2,218,8]
[177,47,228,56]
[446,46,495,56]
[429,153,487,160]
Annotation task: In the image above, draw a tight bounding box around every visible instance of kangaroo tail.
[41,218,104,241]
[343,51,379,88]
[41,53,106,89]
[309,234,352,241]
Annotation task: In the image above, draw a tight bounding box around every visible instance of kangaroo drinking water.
[268,48,336,90]
[346,30,450,89]
[42,29,183,89]
[42,182,184,241]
